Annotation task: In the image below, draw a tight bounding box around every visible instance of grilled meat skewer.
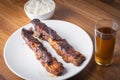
[21,28,64,76]
[32,19,85,66]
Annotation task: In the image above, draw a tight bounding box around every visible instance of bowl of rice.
[24,0,55,20]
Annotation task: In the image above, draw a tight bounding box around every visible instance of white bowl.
[24,1,55,20]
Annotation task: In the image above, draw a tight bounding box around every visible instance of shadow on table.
[0,74,6,80]
[100,0,120,10]
[51,3,75,20]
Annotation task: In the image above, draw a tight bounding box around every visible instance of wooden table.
[0,0,120,80]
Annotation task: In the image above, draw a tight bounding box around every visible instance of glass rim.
[95,28,116,36]
[95,19,119,35]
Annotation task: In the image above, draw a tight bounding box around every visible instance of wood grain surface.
[0,0,120,80]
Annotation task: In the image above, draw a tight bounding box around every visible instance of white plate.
[4,20,93,80]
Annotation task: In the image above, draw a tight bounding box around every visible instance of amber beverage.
[95,19,119,66]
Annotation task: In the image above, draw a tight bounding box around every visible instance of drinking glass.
[95,19,119,66]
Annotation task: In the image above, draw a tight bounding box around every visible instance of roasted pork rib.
[21,28,64,76]
[32,19,85,66]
